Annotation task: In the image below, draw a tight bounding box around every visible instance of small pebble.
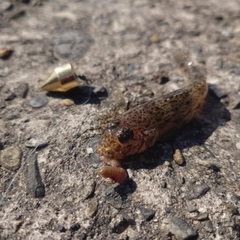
[150,34,160,43]
[25,153,45,198]
[205,220,213,233]
[25,138,49,149]
[181,177,185,184]
[221,29,233,38]
[139,207,156,221]
[208,84,228,99]
[0,146,22,171]
[60,98,74,107]
[128,64,141,71]
[70,223,80,232]
[161,181,167,188]
[163,161,171,167]
[87,137,100,152]
[187,182,210,200]
[173,145,185,166]
[58,224,66,232]
[0,48,13,59]
[195,213,208,221]
[186,202,197,213]
[30,94,48,108]
[86,147,94,154]
[160,76,170,84]
[86,197,98,218]
[161,217,197,240]
[10,220,22,233]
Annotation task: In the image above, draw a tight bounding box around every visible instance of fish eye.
[107,119,120,130]
[117,128,134,143]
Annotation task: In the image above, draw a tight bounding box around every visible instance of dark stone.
[161,217,198,240]
[58,224,66,232]
[160,76,170,84]
[195,213,208,221]
[161,181,167,188]
[4,91,16,101]
[21,0,31,3]
[186,202,197,213]
[70,223,80,232]
[208,84,228,99]
[128,64,141,71]
[187,182,210,200]
[111,215,129,234]
[215,16,224,21]
[205,220,213,233]
[139,207,156,221]
[30,94,48,108]
[0,49,13,60]
[25,153,45,198]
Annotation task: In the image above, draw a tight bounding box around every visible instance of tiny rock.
[161,217,197,240]
[150,34,160,43]
[25,153,45,198]
[60,98,74,107]
[205,220,213,233]
[0,146,22,171]
[10,220,22,233]
[0,48,13,59]
[173,145,185,166]
[187,182,210,200]
[30,94,48,108]
[25,138,49,149]
[139,207,156,221]
[86,197,98,218]
[195,213,208,221]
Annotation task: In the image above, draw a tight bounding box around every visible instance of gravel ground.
[0,0,240,239]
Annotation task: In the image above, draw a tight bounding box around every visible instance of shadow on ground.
[47,85,108,105]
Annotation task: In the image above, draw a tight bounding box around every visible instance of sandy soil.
[0,0,240,239]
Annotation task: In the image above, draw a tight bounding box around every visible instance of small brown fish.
[97,51,208,184]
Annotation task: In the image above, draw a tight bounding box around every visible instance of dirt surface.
[0,0,240,239]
